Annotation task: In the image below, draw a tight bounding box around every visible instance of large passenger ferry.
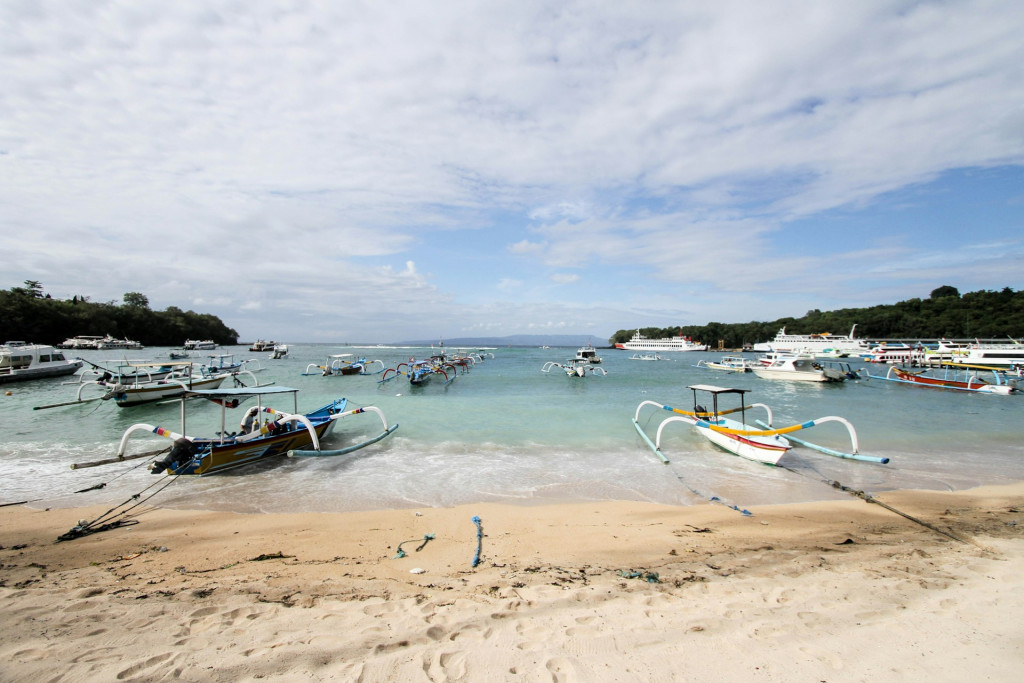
[753,325,870,357]
[615,329,707,352]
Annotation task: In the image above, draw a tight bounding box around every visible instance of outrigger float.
[94,386,398,475]
[303,354,385,376]
[632,384,887,466]
[541,358,608,377]
[867,364,1019,395]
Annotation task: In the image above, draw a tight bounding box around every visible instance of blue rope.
[471,515,482,567]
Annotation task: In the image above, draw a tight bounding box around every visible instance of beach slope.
[2,484,1022,681]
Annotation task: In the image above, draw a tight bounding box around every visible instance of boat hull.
[891,368,1015,394]
[108,374,228,407]
[696,420,791,465]
[193,420,337,475]
[752,367,830,382]
[0,362,82,384]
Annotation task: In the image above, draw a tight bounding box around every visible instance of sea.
[2,344,1022,515]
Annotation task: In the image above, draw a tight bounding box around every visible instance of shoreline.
[2,483,1022,681]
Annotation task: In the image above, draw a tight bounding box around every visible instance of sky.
[2,1,1023,344]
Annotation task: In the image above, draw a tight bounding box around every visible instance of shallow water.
[2,344,1022,514]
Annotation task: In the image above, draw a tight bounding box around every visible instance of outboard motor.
[150,438,197,474]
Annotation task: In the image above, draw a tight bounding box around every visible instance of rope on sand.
[472,515,483,567]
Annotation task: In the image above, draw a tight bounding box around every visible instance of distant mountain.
[392,334,613,348]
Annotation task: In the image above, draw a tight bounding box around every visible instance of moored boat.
[752,354,848,382]
[615,329,706,352]
[696,355,754,372]
[632,384,884,466]
[109,386,398,475]
[869,365,1018,395]
[575,343,603,364]
[184,339,217,350]
[752,325,869,357]
[0,342,83,384]
[542,358,608,377]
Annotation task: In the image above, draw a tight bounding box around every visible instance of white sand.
[2,483,1022,681]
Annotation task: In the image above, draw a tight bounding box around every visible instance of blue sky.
[2,1,1022,343]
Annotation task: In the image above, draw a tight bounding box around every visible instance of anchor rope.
[778,458,978,547]
[393,533,436,559]
[637,411,753,516]
[56,463,186,543]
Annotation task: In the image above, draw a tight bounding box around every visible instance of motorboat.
[752,355,847,382]
[575,343,603,364]
[0,342,83,384]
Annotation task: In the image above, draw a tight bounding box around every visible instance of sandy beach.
[2,483,1022,682]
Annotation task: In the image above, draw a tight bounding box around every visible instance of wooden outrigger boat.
[633,384,887,466]
[34,361,261,410]
[868,364,1018,395]
[106,386,398,475]
[541,358,608,377]
[379,355,458,386]
[303,354,385,376]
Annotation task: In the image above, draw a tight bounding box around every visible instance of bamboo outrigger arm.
[288,406,398,458]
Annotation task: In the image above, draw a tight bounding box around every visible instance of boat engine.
[150,438,197,474]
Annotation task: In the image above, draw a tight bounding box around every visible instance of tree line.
[0,281,239,347]
[609,285,1024,348]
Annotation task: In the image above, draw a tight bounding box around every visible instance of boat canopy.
[687,384,750,395]
[185,386,299,399]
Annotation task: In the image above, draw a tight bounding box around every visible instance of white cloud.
[1,1,1023,340]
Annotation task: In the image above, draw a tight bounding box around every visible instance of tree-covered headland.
[610,286,1024,348]
[1,281,239,346]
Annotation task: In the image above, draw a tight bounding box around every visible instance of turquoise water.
[2,345,1022,514]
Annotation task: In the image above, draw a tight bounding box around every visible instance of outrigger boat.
[632,384,886,466]
[541,358,608,377]
[106,386,398,475]
[34,360,263,410]
[379,355,458,386]
[868,364,1018,395]
[303,354,385,376]
[695,355,754,372]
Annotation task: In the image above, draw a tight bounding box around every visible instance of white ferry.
[947,342,1024,368]
[615,329,706,352]
[753,325,870,357]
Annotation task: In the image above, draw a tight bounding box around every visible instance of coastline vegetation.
[0,281,239,347]
[610,285,1024,348]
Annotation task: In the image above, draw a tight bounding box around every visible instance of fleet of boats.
[58,335,143,350]
[5,325,1019,509]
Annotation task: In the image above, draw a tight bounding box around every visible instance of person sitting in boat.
[241,410,259,434]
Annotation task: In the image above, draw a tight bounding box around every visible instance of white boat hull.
[696,420,791,465]
[752,367,829,382]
